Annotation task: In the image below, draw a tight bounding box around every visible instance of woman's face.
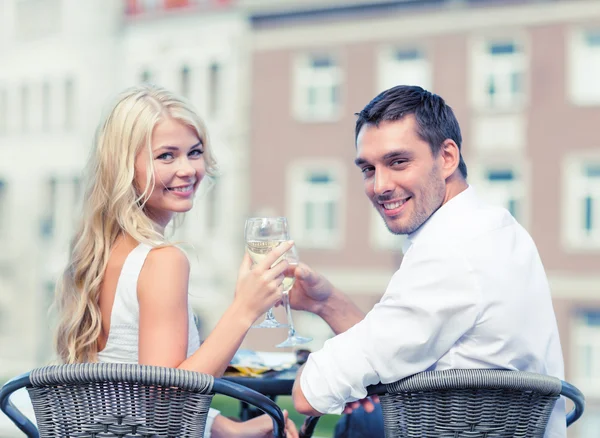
[134,118,205,228]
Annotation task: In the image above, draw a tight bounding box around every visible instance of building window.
[378,46,431,93]
[208,62,221,117]
[573,310,600,397]
[140,0,162,12]
[564,158,600,250]
[73,175,82,208]
[39,176,81,241]
[472,38,526,110]
[288,162,344,248]
[569,28,600,105]
[180,65,191,99]
[0,89,7,135]
[21,84,29,132]
[42,81,51,132]
[64,78,74,131]
[141,69,152,83]
[0,180,7,239]
[370,208,407,250]
[293,53,342,122]
[40,177,57,239]
[482,168,523,219]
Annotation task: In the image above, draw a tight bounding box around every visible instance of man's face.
[355,116,446,235]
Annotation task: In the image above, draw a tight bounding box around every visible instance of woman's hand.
[234,241,295,321]
[231,411,299,438]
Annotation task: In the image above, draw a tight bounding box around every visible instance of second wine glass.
[275,243,312,348]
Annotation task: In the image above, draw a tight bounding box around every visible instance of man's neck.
[442,174,469,206]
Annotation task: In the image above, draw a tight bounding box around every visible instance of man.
[288,85,566,438]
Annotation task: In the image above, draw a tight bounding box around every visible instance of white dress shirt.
[301,186,566,438]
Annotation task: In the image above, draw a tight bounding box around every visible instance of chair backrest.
[1,363,286,438]
[368,369,578,438]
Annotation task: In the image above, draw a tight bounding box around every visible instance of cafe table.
[223,351,320,437]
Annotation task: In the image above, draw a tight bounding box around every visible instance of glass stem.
[283,291,296,337]
[265,308,277,322]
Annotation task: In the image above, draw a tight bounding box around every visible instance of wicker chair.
[0,363,287,438]
[301,369,585,438]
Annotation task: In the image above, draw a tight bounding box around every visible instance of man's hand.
[342,395,380,415]
[285,263,334,316]
[284,262,365,335]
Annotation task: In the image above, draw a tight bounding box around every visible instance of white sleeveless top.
[97,243,219,437]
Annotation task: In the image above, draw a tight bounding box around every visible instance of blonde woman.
[53,84,298,438]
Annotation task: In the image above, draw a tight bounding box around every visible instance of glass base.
[276,335,313,348]
[252,319,288,329]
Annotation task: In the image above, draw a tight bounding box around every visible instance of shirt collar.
[402,185,476,253]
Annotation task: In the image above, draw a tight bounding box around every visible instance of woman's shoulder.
[144,245,189,270]
[138,245,190,297]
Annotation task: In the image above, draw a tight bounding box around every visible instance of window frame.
[292,52,343,123]
[470,33,529,112]
[568,26,600,106]
[562,153,600,251]
[377,43,432,94]
[286,160,346,249]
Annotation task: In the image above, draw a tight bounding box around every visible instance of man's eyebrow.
[354,157,369,167]
[354,149,413,167]
[382,149,413,160]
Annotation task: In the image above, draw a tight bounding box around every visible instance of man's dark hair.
[355,85,467,179]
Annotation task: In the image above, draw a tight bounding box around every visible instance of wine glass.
[244,217,312,347]
[245,217,288,329]
[275,242,312,348]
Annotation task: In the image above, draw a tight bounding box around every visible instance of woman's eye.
[189,149,204,157]
[157,152,174,160]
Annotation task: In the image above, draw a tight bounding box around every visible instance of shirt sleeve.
[300,243,481,415]
[203,408,221,438]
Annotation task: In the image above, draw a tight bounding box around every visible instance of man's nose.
[373,169,394,195]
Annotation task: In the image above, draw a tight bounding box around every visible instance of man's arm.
[316,288,365,335]
[291,245,482,417]
[292,365,322,416]
[288,263,365,334]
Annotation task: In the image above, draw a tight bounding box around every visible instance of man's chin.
[383,219,407,236]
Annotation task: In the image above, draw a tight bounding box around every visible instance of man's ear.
[439,139,461,179]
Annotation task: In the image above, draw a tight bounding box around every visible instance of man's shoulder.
[414,202,516,249]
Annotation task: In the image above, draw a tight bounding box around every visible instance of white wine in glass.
[246,240,296,293]
[245,218,287,329]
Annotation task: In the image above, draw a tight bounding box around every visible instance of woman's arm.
[138,242,294,376]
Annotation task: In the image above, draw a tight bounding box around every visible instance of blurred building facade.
[0,0,599,436]
[0,0,123,374]
[246,0,600,436]
[0,0,249,375]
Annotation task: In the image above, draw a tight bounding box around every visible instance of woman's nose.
[176,158,196,177]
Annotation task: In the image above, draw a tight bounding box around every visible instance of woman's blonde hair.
[54,84,217,364]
